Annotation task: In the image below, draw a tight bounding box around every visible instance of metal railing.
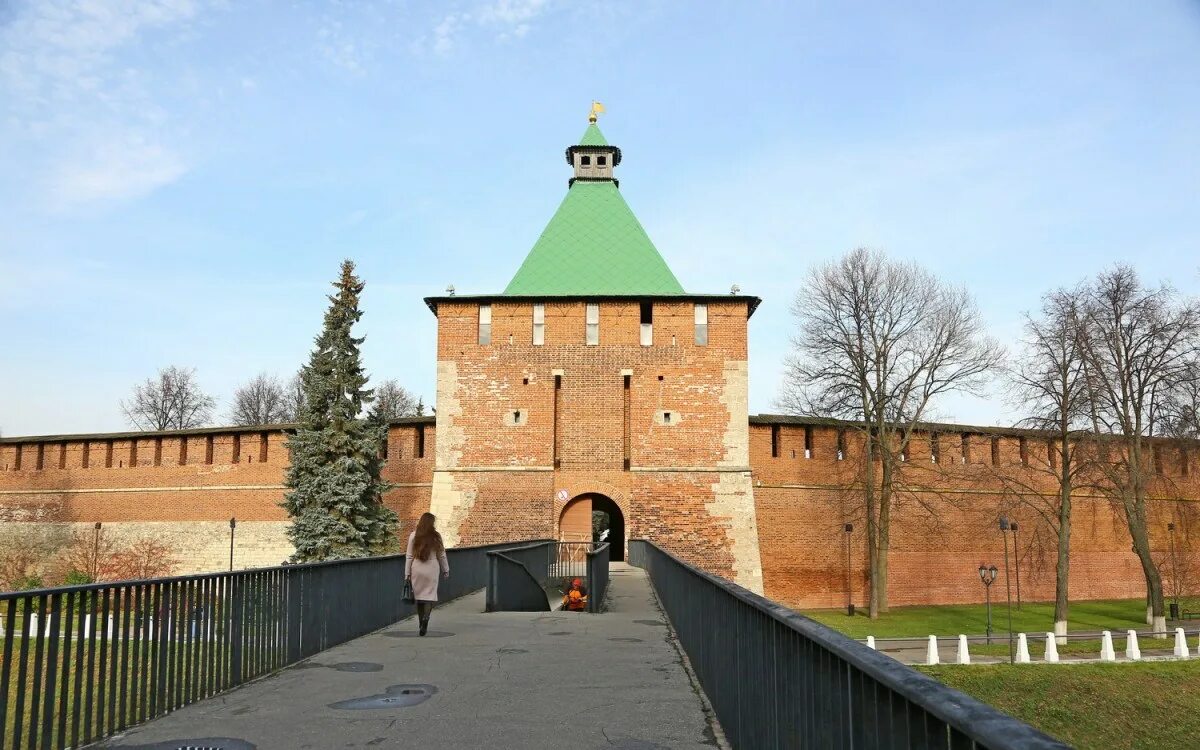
[585,543,610,613]
[628,539,1069,750]
[486,541,554,612]
[0,540,539,750]
[552,541,594,583]
[484,541,610,613]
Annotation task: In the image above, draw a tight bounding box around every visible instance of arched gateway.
[558,493,625,562]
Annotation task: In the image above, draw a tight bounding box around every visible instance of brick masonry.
[4,306,1200,608]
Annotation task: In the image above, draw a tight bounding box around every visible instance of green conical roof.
[503,178,685,296]
[578,123,609,146]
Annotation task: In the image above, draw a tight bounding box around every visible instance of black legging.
[417,601,434,622]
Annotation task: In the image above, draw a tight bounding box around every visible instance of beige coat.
[405,531,449,602]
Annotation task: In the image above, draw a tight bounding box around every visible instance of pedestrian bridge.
[1,541,1066,750]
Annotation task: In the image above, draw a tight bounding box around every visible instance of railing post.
[230,574,244,686]
[286,568,302,666]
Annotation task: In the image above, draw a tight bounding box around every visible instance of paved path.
[99,564,720,750]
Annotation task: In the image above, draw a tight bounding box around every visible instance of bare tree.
[282,371,306,422]
[1160,362,1200,439]
[781,248,1003,617]
[999,286,1093,640]
[229,373,292,425]
[370,379,419,421]
[1077,266,1200,634]
[121,366,216,431]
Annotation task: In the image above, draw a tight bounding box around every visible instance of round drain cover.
[329,684,438,710]
[608,637,643,643]
[497,647,529,654]
[633,620,665,626]
[385,630,454,638]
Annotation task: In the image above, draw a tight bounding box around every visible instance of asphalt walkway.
[98,564,720,750]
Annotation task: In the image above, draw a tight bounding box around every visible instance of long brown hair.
[412,512,443,562]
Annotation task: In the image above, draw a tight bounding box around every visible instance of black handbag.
[402,579,415,604]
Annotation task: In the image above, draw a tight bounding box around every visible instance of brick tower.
[424,112,764,592]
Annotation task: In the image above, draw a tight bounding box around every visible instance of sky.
[2,1,1199,437]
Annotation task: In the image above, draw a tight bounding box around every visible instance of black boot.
[418,606,429,636]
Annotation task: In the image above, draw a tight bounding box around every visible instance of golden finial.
[588,100,605,123]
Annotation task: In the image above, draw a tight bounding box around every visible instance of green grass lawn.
[920,661,1200,750]
[802,597,1200,640]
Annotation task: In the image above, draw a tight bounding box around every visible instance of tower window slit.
[640,302,653,346]
[694,304,708,345]
[478,304,492,346]
[532,303,545,346]
[585,303,599,345]
[804,426,813,459]
[771,425,780,458]
[623,374,631,470]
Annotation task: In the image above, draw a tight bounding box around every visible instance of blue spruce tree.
[283,260,398,561]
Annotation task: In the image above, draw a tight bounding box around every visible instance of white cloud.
[432,13,466,56]
[317,18,367,73]
[0,0,205,209]
[422,0,552,56]
[48,137,187,209]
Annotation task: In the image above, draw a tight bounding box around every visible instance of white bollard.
[866,635,875,650]
[1174,628,1190,658]
[926,635,940,666]
[957,634,970,664]
[1125,630,1141,660]
[30,613,39,637]
[107,614,114,638]
[1016,633,1031,663]
[1044,632,1060,663]
[83,614,91,638]
[1100,631,1116,662]
[1196,631,1200,657]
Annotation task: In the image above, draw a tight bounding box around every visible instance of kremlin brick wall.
[4,415,1199,609]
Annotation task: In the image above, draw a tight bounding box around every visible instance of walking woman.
[406,513,450,636]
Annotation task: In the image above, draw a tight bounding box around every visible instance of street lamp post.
[978,563,998,644]
[229,517,237,572]
[91,521,103,581]
[999,516,1016,664]
[844,523,854,616]
[1011,521,1022,610]
[1168,522,1179,620]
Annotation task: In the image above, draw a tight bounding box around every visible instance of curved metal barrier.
[585,543,610,613]
[628,539,1068,750]
[485,551,552,612]
[0,539,546,750]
